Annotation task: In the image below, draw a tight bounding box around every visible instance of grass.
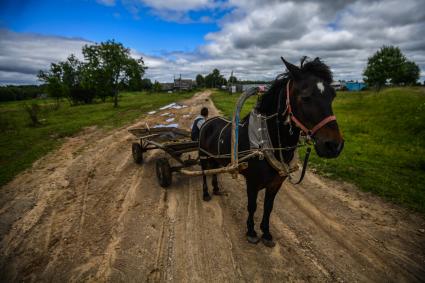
[0,91,195,186]
[211,87,425,213]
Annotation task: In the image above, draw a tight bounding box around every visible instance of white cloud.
[1,0,425,85]
[0,30,91,85]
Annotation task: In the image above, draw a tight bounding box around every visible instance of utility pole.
[229,70,233,94]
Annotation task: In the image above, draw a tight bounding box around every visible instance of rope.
[199,143,308,160]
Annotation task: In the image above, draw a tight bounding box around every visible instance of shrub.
[23,102,41,126]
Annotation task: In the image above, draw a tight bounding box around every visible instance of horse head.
[281,57,344,158]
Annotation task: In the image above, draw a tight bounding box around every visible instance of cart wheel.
[156,158,172,188]
[132,143,143,164]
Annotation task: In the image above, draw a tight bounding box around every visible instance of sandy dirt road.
[1,91,424,282]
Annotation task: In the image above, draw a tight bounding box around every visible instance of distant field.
[0,91,194,186]
[212,87,425,213]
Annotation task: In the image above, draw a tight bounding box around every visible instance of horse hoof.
[213,190,223,196]
[203,194,211,201]
[261,238,276,248]
[247,235,260,244]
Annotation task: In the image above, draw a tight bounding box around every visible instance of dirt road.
[1,91,424,282]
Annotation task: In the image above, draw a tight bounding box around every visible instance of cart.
[129,87,293,188]
[129,126,200,187]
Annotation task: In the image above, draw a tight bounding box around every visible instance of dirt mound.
[1,91,424,282]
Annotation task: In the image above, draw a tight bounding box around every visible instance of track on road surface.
[1,91,424,282]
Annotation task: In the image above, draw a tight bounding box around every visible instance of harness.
[249,80,337,183]
[199,79,338,184]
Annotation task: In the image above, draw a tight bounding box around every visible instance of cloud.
[1,0,424,85]
[199,0,425,81]
[0,29,91,85]
[117,0,225,23]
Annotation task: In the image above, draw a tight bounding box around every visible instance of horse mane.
[297,56,333,84]
[255,57,332,114]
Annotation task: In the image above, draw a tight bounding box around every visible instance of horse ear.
[281,57,301,80]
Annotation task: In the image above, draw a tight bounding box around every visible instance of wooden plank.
[179,162,248,176]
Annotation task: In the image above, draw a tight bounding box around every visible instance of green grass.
[212,87,425,213]
[0,91,194,186]
[211,90,257,119]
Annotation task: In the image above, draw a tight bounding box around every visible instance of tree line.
[38,40,148,107]
[195,69,235,88]
[0,85,45,102]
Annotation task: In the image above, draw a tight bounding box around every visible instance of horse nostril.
[325,141,339,153]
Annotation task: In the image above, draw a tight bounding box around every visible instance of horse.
[198,57,344,247]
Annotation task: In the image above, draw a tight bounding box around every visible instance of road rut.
[1,91,424,282]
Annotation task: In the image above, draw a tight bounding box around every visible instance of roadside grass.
[0,91,194,186]
[212,87,425,213]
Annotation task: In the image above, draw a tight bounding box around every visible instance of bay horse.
[198,57,344,247]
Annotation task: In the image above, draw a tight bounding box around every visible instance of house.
[160,83,174,91]
[160,78,196,91]
[345,81,366,91]
[174,78,195,90]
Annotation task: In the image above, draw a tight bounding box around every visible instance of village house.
[160,77,196,91]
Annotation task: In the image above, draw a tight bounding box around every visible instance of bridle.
[272,79,337,184]
[285,80,337,139]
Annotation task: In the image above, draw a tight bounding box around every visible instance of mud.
[1,91,424,282]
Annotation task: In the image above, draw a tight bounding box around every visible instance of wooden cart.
[129,127,200,187]
[129,87,269,188]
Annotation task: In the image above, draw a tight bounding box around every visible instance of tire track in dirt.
[1,91,424,282]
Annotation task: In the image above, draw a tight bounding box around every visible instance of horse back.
[199,116,250,159]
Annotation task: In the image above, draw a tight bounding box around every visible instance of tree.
[38,55,94,105]
[400,61,420,85]
[152,81,162,92]
[38,62,65,103]
[196,74,205,88]
[39,40,148,105]
[228,75,238,84]
[204,69,226,88]
[82,40,146,107]
[141,78,153,90]
[363,45,420,90]
[124,57,146,91]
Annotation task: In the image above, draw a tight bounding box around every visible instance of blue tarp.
[345,82,366,91]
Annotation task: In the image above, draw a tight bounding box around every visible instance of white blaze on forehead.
[317,81,325,94]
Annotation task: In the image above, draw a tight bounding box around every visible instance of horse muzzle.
[314,139,344,158]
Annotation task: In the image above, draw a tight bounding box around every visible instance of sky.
[0,0,424,85]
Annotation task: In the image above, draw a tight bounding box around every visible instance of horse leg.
[212,174,222,195]
[200,158,211,201]
[246,185,260,244]
[260,187,279,247]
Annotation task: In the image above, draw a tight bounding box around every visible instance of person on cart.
[191,107,208,141]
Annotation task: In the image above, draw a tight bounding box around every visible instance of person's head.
[201,107,208,118]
